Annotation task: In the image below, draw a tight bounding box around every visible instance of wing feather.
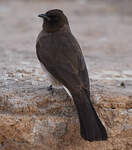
[36,32,89,92]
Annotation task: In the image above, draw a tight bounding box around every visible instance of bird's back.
[36,30,90,92]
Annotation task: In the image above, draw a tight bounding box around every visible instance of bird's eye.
[48,15,59,22]
[53,16,59,21]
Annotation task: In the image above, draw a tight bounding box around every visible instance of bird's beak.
[38,14,51,21]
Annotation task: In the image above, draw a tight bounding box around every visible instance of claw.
[47,85,53,91]
[47,85,54,95]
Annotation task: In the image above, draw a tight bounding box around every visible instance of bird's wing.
[36,33,90,93]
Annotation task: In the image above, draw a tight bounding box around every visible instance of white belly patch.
[40,63,72,98]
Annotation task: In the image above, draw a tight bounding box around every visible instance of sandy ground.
[0,0,132,95]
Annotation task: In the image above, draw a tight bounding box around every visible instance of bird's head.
[38,9,69,33]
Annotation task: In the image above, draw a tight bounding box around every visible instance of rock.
[0,86,132,150]
[0,69,132,150]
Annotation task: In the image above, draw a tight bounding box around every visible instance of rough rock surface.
[0,0,132,150]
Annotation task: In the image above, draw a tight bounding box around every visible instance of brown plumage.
[36,9,107,141]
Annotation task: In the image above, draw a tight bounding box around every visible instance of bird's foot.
[47,85,54,95]
[47,85,53,91]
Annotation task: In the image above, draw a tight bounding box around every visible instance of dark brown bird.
[36,9,107,141]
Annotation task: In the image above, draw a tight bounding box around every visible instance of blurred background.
[0,0,132,83]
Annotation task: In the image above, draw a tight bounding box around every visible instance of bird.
[36,9,107,141]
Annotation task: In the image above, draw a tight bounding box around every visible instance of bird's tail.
[72,90,107,141]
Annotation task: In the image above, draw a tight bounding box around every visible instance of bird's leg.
[47,84,53,91]
[47,84,54,95]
